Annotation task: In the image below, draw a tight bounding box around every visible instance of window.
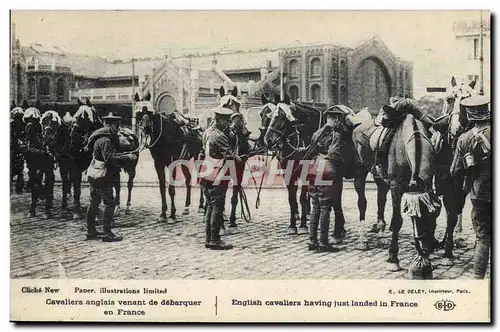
[340,59,347,78]
[399,70,404,97]
[56,78,65,101]
[311,84,321,103]
[332,84,338,104]
[340,85,347,104]
[311,57,321,77]
[289,85,299,102]
[28,77,36,98]
[39,77,51,96]
[289,59,300,78]
[332,57,338,79]
[473,38,479,59]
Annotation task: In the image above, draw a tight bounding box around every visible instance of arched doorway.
[288,85,299,102]
[351,57,391,111]
[157,94,177,114]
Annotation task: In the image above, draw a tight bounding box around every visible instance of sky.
[11,10,485,61]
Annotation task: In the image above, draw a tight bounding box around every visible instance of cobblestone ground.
[10,182,486,280]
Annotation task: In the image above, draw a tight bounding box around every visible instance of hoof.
[168,216,177,224]
[297,226,308,235]
[158,215,167,223]
[114,205,121,217]
[387,262,402,272]
[376,238,388,247]
[61,204,68,211]
[369,221,386,233]
[357,240,369,250]
[228,225,238,234]
[28,211,36,218]
[124,207,130,215]
[219,228,227,236]
[287,226,298,235]
[43,211,52,220]
[408,267,433,280]
[73,213,82,220]
[198,207,205,214]
[182,207,190,215]
[331,237,343,245]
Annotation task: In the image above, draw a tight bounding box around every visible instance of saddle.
[117,127,137,151]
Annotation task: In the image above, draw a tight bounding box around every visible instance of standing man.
[450,95,491,279]
[200,107,241,250]
[84,112,137,242]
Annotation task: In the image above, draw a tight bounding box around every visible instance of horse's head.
[133,92,156,135]
[446,76,474,139]
[263,94,297,149]
[73,98,98,131]
[258,93,278,134]
[230,112,245,135]
[41,110,63,149]
[22,107,42,139]
[219,86,241,113]
[10,107,25,132]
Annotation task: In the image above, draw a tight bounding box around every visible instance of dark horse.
[135,92,204,222]
[426,77,473,263]
[379,98,442,279]
[10,105,26,194]
[262,94,320,235]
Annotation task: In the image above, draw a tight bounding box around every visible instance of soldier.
[304,107,348,252]
[450,95,491,279]
[84,112,137,242]
[200,107,241,250]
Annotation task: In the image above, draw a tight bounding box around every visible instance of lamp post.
[479,10,484,96]
[131,57,136,131]
[280,50,284,101]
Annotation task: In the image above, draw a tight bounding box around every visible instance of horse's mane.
[291,102,322,125]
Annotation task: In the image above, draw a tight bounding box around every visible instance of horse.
[10,105,26,194]
[67,98,100,220]
[134,92,204,222]
[22,106,57,218]
[426,77,474,262]
[378,98,442,279]
[262,94,320,235]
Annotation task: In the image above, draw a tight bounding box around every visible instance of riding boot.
[209,203,233,250]
[102,205,122,242]
[332,207,346,242]
[318,206,337,252]
[473,242,490,279]
[308,204,320,250]
[204,204,213,248]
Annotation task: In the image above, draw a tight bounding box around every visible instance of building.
[280,36,413,113]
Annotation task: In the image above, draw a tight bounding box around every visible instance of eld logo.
[434,299,456,311]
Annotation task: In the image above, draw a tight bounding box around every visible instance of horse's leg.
[331,179,346,243]
[198,187,205,214]
[354,170,369,249]
[43,166,55,219]
[113,172,121,217]
[286,183,299,235]
[125,168,136,215]
[229,184,238,227]
[71,168,83,220]
[181,163,191,215]
[408,206,435,279]
[28,167,41,217]
[298,185,309,233]
[387,187,403,272]
[374,177,390,232]
[154,161,167,223]
[15,167,24,194]
[168,166,177,220]
[60,165,70,210]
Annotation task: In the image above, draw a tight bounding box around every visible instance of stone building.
[280,36,413,112]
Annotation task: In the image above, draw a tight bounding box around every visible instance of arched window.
[332,57,338,79]
[311,84,321,103]
[340,85,348,104]
[289,59,300,78]
[399,70,404,97]
[28,77,36,99]
[289,85,299,102]
[56,78,65,101]
[311,57,321,77]
[332,84,338,104]
[39,77,51,96]
[340,59,347,78]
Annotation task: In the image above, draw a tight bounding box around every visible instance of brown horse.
[379,98,441,278]
[135,92,203,222]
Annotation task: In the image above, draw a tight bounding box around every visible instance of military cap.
[214,107,233,117]
[461,95,490,121]
[102,112,122,122]
[230,112,244,120]
[324,105,352,117]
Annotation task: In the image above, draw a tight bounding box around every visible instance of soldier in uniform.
[450,95,491,279]
[304,107,349,252]
[200,107,241,250]
[84,112,137,242]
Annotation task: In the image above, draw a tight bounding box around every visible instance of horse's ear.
[261,94,269,105]
[451,76,457,87]
[144,91,151,101]
[219,86,225,97]
[77,98,83,106]
[469,80,477,89]
[35,99,41,110]
[11,101,16,110]
[283,94,291,105]
[22,100,29,109]
[85,98,92,107]
[134,93,141,102]
[273,93,281,105]
[231,86,238,97]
